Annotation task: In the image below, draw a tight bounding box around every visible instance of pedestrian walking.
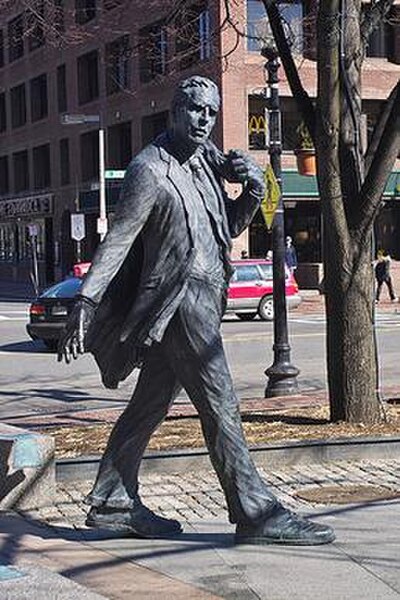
[375,250,398,303]
[285,236,298,273]
[57,76,334,546]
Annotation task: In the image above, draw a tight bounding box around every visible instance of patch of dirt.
[294,484,400,504]
[41,403,400,459]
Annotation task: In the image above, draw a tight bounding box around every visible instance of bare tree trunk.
[324,234,380,422]
[317,0,381,423]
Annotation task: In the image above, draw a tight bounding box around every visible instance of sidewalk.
[1,457,399,599]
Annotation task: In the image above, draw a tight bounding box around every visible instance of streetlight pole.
[98,125,107,241]
[262,45,299,397]
[61,113,108,242]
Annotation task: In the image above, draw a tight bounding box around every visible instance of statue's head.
[171,76,220,151]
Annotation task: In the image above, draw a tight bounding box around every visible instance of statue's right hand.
[57,296,97,364]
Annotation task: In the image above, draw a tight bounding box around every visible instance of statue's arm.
[81,160,157,304]
[223,180,264,239]
[206,142,265,238]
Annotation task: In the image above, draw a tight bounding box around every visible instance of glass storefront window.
[0,221,45,262]
[0,224,16,261]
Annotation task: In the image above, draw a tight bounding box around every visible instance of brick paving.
[23,458,400,534]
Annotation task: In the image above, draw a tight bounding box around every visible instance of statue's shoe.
[85,504,183,538]
[235,506,335,546]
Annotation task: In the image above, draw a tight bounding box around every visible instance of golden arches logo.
[248,115,266,134]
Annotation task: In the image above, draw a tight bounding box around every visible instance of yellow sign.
[248,114,266,134]
[260,164,280,230]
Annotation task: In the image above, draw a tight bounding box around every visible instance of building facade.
[0,0,399,286]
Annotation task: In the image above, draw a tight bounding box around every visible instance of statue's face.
[173,86,220,149]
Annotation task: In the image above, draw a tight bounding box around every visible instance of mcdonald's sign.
[248,114,267,134]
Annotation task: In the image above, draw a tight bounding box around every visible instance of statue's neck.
[167,130,202,164]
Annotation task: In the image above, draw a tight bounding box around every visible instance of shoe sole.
[235,533,335,546]
[85,517,183,539]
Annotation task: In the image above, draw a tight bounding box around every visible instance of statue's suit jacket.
[81,134,262,389]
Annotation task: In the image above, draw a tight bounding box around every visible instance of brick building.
[0,0,399,286]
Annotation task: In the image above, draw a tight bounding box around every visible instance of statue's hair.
[172,76,220,115]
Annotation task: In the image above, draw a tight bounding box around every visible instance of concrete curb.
[0,424,55,509]
[56,434,400,482]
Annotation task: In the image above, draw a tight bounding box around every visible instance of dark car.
[26,277,83,350]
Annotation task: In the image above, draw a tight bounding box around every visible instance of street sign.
[71,213,86,241]
[260,164,280,231]
[105,169,126,179]
[61,114,100,125]
[97,217,108,236]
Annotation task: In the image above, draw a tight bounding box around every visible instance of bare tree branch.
[365,80,400,172]
[361,0,395,43]
[261,0,316,138]
[357,80,400,237]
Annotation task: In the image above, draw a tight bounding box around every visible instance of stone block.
[0,423,55,510]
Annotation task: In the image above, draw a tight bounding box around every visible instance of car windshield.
[40,277,83,299]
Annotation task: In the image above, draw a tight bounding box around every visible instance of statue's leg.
[86,343,180,510]
[162,279,279,525]
[162,280,335,544]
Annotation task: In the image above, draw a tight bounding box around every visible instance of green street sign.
[105,169,126,179]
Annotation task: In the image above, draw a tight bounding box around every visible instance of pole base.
[265,362,300,398]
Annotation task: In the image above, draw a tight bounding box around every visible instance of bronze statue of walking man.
[58,76,335,545]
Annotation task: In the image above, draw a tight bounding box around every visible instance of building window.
[139,21,168,83]
[13,150,29,193]
[0,93,6,132]
[176,3,212,69]
[8,14,24,62]
[80,130,99,181]
[10,84,27,129]
[75,0,96,25]
[59,138,70,185]
[0,225,16,262]
[77,50,99,104]
[246,0,303,54]
[106,35,130,95]
[0,30,4,68]
[57,64,67,112]
[27,0,45,52]
[30,74,48,122]
[108,122,132,168]
[365,19,390,58]
[0,156,9,195]
[141,111,169,147]
[248,96,267,150]
[33,143,51,189]
[248,95,302,151]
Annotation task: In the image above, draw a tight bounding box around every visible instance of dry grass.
[42,403,400,459]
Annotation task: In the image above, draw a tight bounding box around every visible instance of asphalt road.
[1,300,400,421]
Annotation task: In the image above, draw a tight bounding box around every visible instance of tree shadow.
[241,412,329,426]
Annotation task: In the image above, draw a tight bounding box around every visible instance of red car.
[227,259,301,321]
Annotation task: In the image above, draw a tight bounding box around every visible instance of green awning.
[282,170,400,199]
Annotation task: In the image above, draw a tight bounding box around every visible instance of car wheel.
[236,313,257,321]
[43,339,58,351]
[258,296,274,321]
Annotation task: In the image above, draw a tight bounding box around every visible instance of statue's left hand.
[57,295,97,364]
[222,150,265,194]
